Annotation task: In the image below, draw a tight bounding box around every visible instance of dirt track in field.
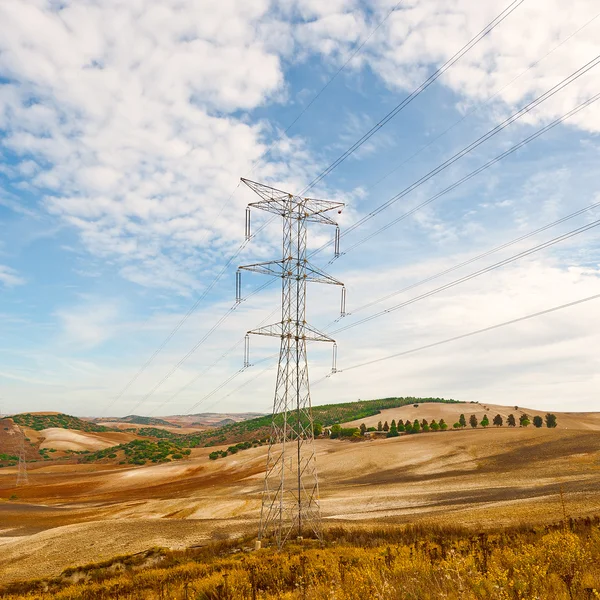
[0,403,599,583]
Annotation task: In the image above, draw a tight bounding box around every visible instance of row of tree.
[362,412,558,437]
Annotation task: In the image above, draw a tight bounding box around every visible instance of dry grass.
[1,520,599,599]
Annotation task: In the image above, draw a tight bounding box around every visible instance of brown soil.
[0,403,598,584]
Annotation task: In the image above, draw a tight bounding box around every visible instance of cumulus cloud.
[0,0,316,292]
[297,0,600,131]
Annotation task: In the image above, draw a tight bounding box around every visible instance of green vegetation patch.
[11,413,117,433]
[121,415,180,428]
[81,439,191,465]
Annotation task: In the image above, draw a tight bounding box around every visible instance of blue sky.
[1,0,599,416]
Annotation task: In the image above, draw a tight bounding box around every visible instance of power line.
[98,3,409,417]
[319,292,600,377]
[102,1,524,416]
[362,8,600,194]
[117,3,596,417]
[146,337,245,418]
[137,82,600,417]
[147,307,280,416]
[195,361,278,415]
[185,352,278,416]
[299,0,526,195]
[311,54,600,258]
[346,200,600,318]
[122,278,275,416]
[336,90,600,258]
[101,208,281,417]
[332,217,600,335]
[148,82,600,418]
[181,200,600,413]
[246,0,405,177]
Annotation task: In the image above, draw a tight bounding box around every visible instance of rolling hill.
[1,400,599,584]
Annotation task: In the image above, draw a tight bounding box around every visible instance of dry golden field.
[0,402,599,585]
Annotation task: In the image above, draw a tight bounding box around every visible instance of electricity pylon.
[16,426,28,487]
[238,178,345,548]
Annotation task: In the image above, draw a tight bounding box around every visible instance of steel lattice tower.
[238,178,345,548]
[16,426,28,487]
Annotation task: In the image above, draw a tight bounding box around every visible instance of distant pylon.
[16,426,28,487]
[238,178,345,548]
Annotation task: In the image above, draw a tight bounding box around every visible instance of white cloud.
[55,297,122,349]
[316,256,600,411]
[0,265,25,287]
[0,0,317,292]
[296,0,600,131]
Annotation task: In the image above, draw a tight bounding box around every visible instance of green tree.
[391,419,396,429]
[519,413,530,427]
[453,422,461,429]
[469,414,478,428]
[397,421,405,432]
[545,413,557,428]
[430,419,440,432]
[412,419,421,433]
[330,424,341,439]
[480,415,489,428]
[459,414,467,428]
[507,414,516,427]
[387,421,399,438]
[377,421,383,432]
[383,421,389,432]
[493,414,503,427]
[404,422,413,434]
[439,419,448,431]
[421,418,428,428]
[533,415,543,428]
[313,422,323,437]
[360,423,367,435]
[422,423,430,433]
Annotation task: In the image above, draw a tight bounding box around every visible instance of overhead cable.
[319,293,600,377]
[299,0,526,195]
[311,54,600,257]
[332,217,600,335]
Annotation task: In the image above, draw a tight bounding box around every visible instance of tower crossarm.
[248,322,336,343]
[304,262,344,286]
[239,260,285,278]
[242,178,343,224]
[239,259,343,286]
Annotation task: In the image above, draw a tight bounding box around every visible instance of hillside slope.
[11,413,116,433]
[341,402,600,430]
